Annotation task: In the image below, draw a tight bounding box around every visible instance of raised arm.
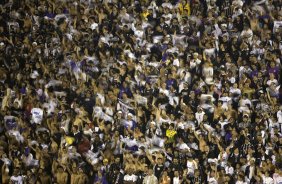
[145,149,155,165]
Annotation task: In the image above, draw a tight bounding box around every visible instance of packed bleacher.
[0,0,282,183]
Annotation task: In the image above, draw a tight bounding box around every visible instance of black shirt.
[153,164,164,179]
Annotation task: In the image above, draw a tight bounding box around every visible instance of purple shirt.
[20,87,26,94]
[119,87,133,98]
[250,70,258,78]
[94,176,108,184]
[166,78,176,89]
[268,66,279,78]
[45,12,56,19]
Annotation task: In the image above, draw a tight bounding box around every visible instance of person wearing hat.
[124,112,137,132]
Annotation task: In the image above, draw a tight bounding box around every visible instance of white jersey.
[277,110,282,124]
[10,176,23,184]
[187,160,196,174]
[273,174,282,184]
[262,175,274,184]
[31,108,43,124]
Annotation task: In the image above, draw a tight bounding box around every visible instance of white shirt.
[219,120,229,136]
[143,175,158,184]
[235,181,247,184]
[240,28,253,42]
[228,77,236,84]
[208,177,218,184]
[225,165,234,175]
[45,80,62,88]
[262,175,274,184]
[159,88,169,97]
[248,165,255,179]
[10,175,23,184]
[203,66,214,77]
[218,152,227,168]
[219,96,232,103]
[190,58,201,69]
[46,99,57,115]
[240,99,252,107]
[134,29,144,38]
[124,174,137,182]
[230,88,241,96]
[168,95,179,106]
[173,59,180,67]
[277,110,282,124]
[31,108,43,124]
[267,79,278,86]
[273,174,282,184]
[8,130,24,142]
[187,160,196,174]
[204,48,216,58]
[195,111,205,123]
[177,142,190,151]
[96,93,105,105]
[273,21,282,33]
[173,177,181,184]
[93,106,103,118]
[124,120,134,129]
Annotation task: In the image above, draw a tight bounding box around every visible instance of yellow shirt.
[166,129,177,139]
[142,10,150,19]
[179,2,191,16]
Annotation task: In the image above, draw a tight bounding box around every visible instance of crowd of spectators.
[0,0,282,183]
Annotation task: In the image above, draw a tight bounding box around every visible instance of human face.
[174,171,179,177]
[148,168,153,175]
[157,158,163,165]
[115,157,120,163]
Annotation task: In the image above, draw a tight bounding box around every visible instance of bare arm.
[145,150,155,164]
[193,130,200,140]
